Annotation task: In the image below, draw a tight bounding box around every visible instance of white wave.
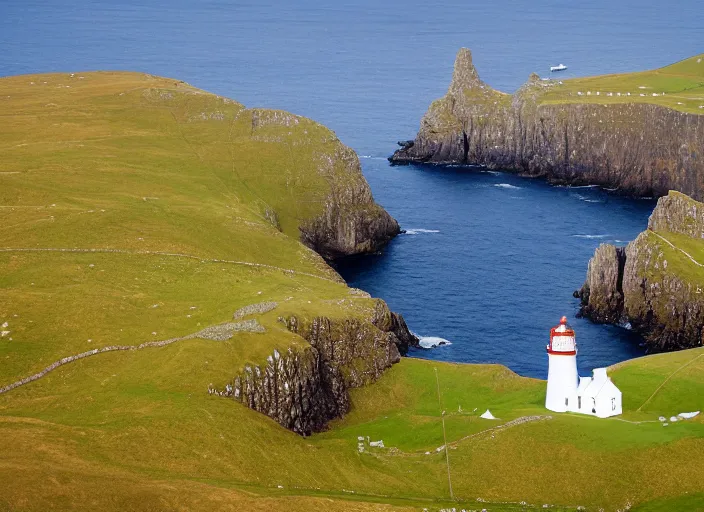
[572,234,610,239]
[494,183,521,190]
[574,194,603,203]
[484,170,501,175]
[404,228,440,235]
[358,155,386,160]
[569,184,600,189]
[418,336,452,348]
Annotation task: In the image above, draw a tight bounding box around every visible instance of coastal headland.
[390,49,704,200]
[578,191,704,353]
[1,72,703,512]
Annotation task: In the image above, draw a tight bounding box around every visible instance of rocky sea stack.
[577,191,704,352]
[391,48,704,200]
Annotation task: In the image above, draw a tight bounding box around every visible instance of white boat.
[550,64,568,72]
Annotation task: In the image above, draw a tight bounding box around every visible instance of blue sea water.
[2,0,702,377]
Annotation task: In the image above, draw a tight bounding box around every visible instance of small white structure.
[480,409,496,420]
[545,316,622,418]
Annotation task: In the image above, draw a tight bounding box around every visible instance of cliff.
[237,108,400,260]
[298,142,400,260]
[577,191,704,352]
[221,300,418,435]
[391,48,704,200]
[0,72,409,439]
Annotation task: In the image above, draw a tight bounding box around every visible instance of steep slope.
[391,49,704,200]
[0,71,412,436]
[577,191,704,352]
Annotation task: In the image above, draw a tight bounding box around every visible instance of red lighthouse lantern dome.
[547,316,577,355]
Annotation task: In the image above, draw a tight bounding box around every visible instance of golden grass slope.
[1,72,703,511]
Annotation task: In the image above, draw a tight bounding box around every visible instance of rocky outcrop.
[229,346,349,435]
[577,244,626,324]
[244,107,400,261]
[577,191,704,352]
[223,300,418,435]
[391,48,704,200]
[301,144,400,260]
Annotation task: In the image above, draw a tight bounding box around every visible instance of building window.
[565,397,569,407]
[578,396,582,409]
[612,398,616,411]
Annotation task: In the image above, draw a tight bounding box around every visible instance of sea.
[2,0,702,378]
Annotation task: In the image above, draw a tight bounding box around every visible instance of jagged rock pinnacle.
[449,48,482,95]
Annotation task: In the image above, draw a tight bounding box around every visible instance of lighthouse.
[545,316,579,412]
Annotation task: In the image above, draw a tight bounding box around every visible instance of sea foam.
[572,234,610,239]
[418,336,452,348]
[404,228,440,235]
[494,183,521,190]
[575,194,603,203]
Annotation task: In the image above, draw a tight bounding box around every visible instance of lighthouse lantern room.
[545,316,579,413]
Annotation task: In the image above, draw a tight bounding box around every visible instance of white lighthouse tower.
[545,316,579,412]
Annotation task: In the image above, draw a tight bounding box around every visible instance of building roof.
[579,368,620,399]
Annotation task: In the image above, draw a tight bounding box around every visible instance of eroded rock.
[578,191,704,351]
[391,48,704,200]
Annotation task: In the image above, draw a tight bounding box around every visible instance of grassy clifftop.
[1,72,703,511]
[539,54,704,114]
[0,71,401,385]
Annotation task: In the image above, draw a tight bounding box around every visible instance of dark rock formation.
[300,144,400,260]
[577,244,627,324]
[577,191,704,352]
[226,300,418,435]
[231,346,349,435]
[390,48,704,200]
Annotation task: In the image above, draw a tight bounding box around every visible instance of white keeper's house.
[545,316,622,418]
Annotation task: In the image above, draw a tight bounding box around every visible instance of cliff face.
[578,244,626,324]
[578,191,704,352]
[391,48,704,200]
[300,143,400,260]
[224,300,418,435]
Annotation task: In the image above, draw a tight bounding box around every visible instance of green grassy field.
[538,53,704,114]
[1,72,703,511]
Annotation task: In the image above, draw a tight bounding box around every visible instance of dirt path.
[651,231,704,268]
[637,350,704,412]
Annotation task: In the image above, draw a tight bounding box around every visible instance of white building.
[545,316,622,418]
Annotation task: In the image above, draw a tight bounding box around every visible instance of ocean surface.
[2,0,702,377]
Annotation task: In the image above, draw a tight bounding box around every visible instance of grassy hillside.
[538,53,704,114]
[2,73,703,511]
[2,341,703,511]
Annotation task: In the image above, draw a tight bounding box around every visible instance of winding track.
[0,333,197,395]
[0,246,340,395]
[650,231,704,267]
